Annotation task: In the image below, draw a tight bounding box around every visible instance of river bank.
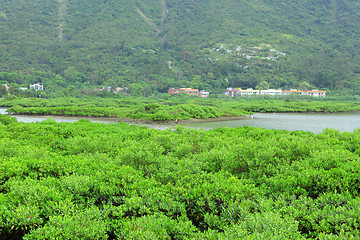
[3,97,360,122]
[0,107,250,130]
[3,108,360,133]
[117,115,250,124]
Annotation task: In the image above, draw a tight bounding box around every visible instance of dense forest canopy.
[0,0,359,95]
[1,115,360,239]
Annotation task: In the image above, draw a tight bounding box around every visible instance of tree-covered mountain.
[0,0,359,95]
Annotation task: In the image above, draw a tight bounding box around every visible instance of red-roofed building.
[168,88,209,97]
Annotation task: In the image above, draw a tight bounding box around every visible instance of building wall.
[225,88,326,97]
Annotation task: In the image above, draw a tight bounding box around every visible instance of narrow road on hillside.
[137,7,160,33]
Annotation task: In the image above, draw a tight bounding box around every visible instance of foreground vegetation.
[1,96,360,121]
[1,113,360,239]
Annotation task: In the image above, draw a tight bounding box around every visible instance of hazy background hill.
[0,0,359,96]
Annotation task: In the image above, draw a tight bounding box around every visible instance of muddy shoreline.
[117,116,252,130]
[117,115,251,125]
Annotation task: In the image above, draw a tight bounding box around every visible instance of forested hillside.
[0,0,359,95]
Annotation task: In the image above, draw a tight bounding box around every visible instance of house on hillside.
[30,83,44,91]
[113,87,127,93]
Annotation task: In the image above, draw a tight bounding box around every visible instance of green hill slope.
[0,0,359,95]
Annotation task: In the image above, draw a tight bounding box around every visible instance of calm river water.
[182,112,360,133]
[1,108,360,133]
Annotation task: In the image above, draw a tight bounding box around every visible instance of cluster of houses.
[168,87,326,98]
[1,83,44,92]
[224,88,326,97]
[168,88,210,98]
[18,83,44,91]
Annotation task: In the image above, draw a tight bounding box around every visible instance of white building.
[199,90,210,98]
[30,83,44,91]
[239,88,260,96]
[224,88,238,97]
[282,90,326,97]
[224,87,326,97]
[260,89,282,96]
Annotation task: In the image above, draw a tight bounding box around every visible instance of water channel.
[1,108,360,133]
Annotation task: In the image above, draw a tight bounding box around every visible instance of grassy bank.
[0,97,249,121]
[1,96,360,121]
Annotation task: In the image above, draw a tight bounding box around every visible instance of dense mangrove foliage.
[1,97,360,121]
[1,113,360,239]
[1,97,249,121]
